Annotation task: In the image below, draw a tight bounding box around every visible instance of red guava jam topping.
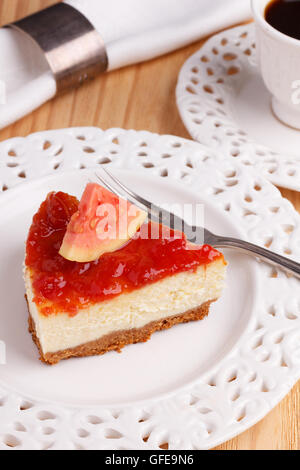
[25,192,223,317]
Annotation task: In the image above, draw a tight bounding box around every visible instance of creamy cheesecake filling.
[25,259,226,354]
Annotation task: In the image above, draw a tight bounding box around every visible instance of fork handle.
[213,237,300,279]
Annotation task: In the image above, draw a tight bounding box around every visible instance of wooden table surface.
[1,0,299,450]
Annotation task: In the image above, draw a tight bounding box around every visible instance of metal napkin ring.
[7,3,108,94]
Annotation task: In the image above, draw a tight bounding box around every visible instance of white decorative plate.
[0,127,299,450]
[176,23,300,192]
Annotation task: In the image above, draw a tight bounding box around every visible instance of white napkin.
[0,0,251,129]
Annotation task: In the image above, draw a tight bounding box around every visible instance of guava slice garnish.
[59,183,147,262]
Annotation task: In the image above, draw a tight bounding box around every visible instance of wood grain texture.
[0,0,299,451]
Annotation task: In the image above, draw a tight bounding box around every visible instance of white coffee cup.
[252,0,300,129]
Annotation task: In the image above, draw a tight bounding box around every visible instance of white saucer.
[176,23,300,192]
[0,127,299,450]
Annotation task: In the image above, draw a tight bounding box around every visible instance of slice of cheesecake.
[24,191,226,365]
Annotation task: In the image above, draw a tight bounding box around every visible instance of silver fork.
[95,169,300,280]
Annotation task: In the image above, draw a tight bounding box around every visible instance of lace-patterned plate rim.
[0,127,298,450]
[176,23,300,193]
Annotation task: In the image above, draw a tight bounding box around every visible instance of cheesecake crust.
[27,300,214,365]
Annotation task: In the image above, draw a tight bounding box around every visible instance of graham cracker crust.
[27,300,213,365]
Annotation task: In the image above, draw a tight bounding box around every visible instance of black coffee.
[265,0,300,40]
